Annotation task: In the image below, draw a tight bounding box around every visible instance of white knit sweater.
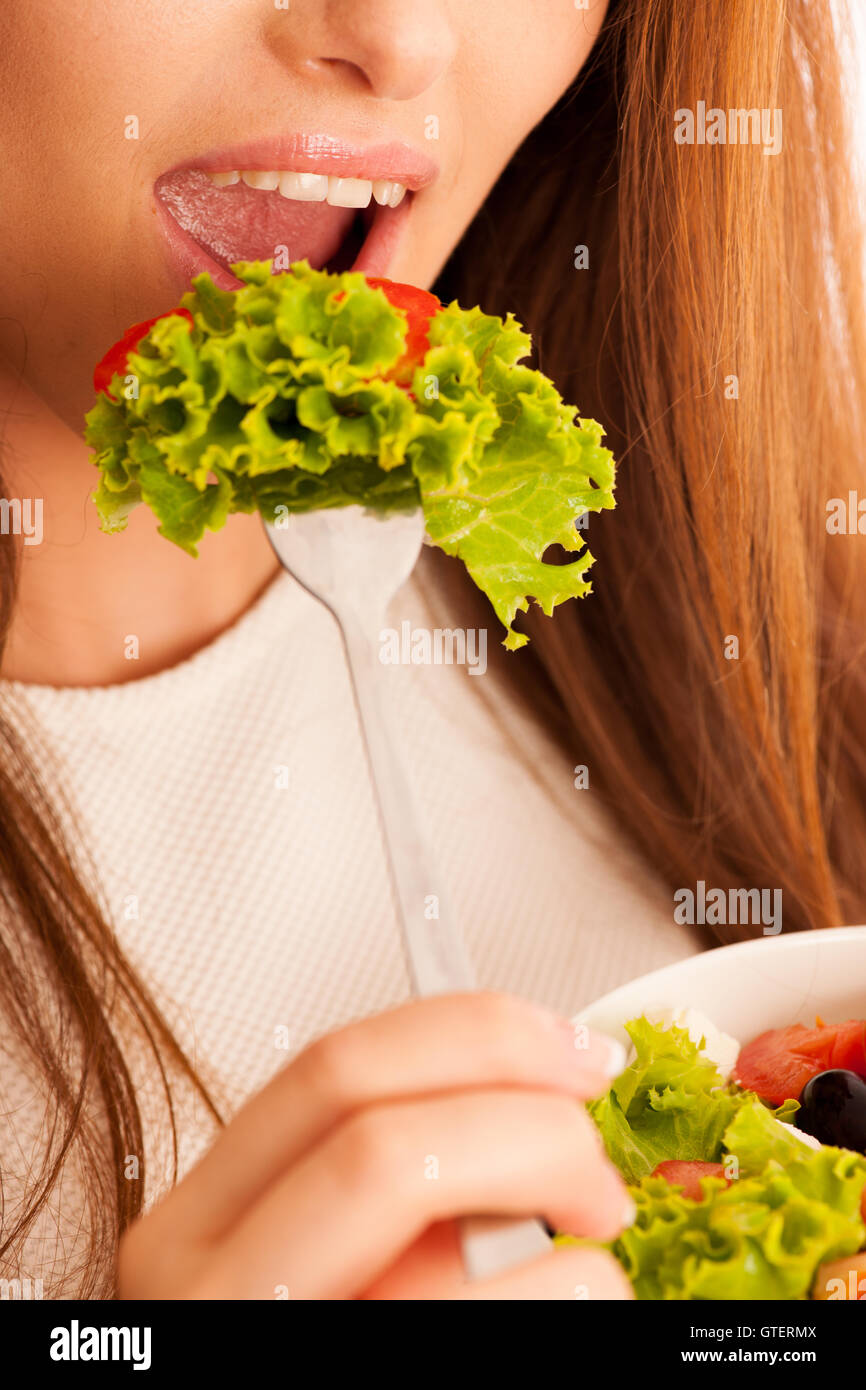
[0,558,702,1292]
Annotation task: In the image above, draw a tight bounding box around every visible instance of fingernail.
[560,1020,627,1078]
[621,1195,637,1228]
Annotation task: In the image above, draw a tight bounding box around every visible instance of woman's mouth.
[152,135,436,290]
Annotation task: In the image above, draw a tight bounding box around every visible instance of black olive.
[796,1069,866,1152]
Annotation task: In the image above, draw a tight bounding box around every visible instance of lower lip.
[151,189,413,293]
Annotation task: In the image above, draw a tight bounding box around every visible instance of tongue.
[155,169,356,272]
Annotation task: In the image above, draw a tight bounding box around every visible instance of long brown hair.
[441,0,866,931]
[2,0,865,1293]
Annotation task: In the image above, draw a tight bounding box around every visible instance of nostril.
[265,2,457,103]
[309,55,372,91]
[307,42,453,103]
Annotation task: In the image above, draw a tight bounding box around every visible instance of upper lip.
[162,132,439,190]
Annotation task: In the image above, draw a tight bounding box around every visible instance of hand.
[117,992,634,1300]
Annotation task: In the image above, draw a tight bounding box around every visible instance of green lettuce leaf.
[604,1117,866,1300]
[607,1151,865,1300]
[588,1018,748,1184]
[411,303,615,649]
[85,259,616,647]
[576,1013,866,1299]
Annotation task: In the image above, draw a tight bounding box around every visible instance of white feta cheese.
[776,1120,823,1151]
[636,1006,741,1078]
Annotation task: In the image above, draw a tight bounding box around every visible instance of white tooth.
[388,183,407,208]
[326,177,373,208]
[372,179,397,206]
[241,170,280,190]
[278,171,328,202]
[207,170,240,187]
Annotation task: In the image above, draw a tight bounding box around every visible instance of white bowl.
[576,924,866,1043]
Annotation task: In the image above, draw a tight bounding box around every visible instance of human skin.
[0,2,632,1299]
[0,0,608,685]
[118,993,634,1300]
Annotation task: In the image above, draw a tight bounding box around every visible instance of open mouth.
[153,138,435,289]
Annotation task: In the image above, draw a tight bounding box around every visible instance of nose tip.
[268,0,456,103]
[318,42,451,103]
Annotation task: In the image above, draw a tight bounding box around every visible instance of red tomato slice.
[798,1019,866,1075]
[733,1026,820,1106]
[93,307,193,398]
[733,1020,866,1105]
[364,276,441,382]
[651,1161,730,1201]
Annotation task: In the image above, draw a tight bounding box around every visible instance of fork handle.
[339,606,476,995]
[337,606,552,1282]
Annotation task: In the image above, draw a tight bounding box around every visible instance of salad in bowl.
[572,927,866,1300]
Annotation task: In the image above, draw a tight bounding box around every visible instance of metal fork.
[264,503,552,1283]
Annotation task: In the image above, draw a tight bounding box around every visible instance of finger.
[193,1087,632,1299]
[120,1215,631,1302]
[359,1221,634,1301]
[459,1245,634,1301]
[359,1220,463,1299]
[161,992,624,1240]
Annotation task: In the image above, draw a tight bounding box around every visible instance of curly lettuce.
[84,259,616,648]
[574,1016,866,1299]
[611,1129,866,1301]
[588,1018,754,1185]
